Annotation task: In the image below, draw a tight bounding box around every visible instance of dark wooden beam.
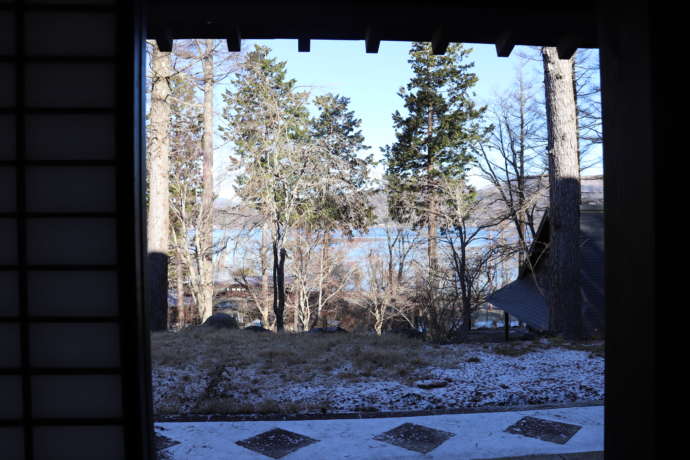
[495,30,514,57]
[556,35,578,59]
[155,38,172,52]
[226,27,241,52]
[365,26,380,53]
[298,37,310,52]
[504,312,510,341]
[431,26,448,55]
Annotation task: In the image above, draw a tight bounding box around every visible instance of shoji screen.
[0,1,152,459]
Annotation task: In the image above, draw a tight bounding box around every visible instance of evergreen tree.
[383,42,488,277]
[222,47,374,331]
[311,93,371,189]
[222,45,311,331]
[309,93,373,233]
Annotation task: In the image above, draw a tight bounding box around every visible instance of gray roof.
[486,205,604,333]
[486,276,550,330]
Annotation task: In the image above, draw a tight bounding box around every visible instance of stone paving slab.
[473,452,604,460]
[156,405,603,459]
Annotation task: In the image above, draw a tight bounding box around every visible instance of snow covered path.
[156,404,603,459]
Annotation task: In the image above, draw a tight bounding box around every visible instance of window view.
[146,39,604,459]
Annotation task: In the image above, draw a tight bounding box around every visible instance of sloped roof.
[486,276,550,330]
[487,202,604,332]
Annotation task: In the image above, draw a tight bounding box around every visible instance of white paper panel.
[25,63,115,108]
[0,323,20,368]
[28,271,118,316]
[26,167,116,212]
[0,12,15,56]
[0,376,22,419]
[0,271,18,316]
[26,218,117,265]
[25,114,115,160]
[26,12,115,56]
[0,115,16,160]
[0,428,24,460]
[0,219,17,265]
[0,167,15,212]
[30,323,120,367]
[34,426,124,460]
[32,375,122,418]
[0,64,15,107]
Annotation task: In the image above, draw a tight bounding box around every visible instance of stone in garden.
[309,326,348,333]
[415,379,448,389]
[202,312,238,329]
[243,325,271,333]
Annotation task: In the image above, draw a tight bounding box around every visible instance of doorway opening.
[145,38,604,457]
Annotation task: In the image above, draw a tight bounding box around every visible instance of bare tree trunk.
[198,39,215,322]
[273,242,287,331]
[146,41,172,331]
[260,222,271,327]
[542,47,583,339]
[176,254,185,327]
[426,110,439,282]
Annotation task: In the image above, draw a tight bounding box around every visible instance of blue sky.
[215,39,599,199]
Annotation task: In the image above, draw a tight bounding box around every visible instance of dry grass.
[489,337,605,358]
[151,328,441,415]
[152,327,431,376]
[151,328,604,416]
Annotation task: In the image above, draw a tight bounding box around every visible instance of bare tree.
[353,219,421,335]
[165,39,239,324]
[542,46,583,339]
[572,49,602,171]
[435,178,510,340]
[475,62,548,276]
[230,220,275,329]
[288,227,356,331]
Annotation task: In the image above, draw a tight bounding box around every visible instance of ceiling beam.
[431,26,448,55]
[155,38,172,52]
[365,26,380,53]
[495,30,514,57]
[298,37,310,52]
[154,28,173,52]
[556,35,578,59]
[226,27,241,52]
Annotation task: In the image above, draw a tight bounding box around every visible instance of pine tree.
[311,94,371,189]
[384,42,488,279]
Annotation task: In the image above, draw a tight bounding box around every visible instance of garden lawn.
[151,328,604,417]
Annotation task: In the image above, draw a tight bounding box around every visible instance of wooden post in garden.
[504,312,510,341]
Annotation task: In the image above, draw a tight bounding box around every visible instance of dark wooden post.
[504,312,510,341]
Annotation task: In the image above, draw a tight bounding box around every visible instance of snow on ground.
[156,405,604,460]
[152,340,604,417]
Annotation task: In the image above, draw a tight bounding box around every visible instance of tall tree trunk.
[199,39,215,322]
[273,242,287,331]
[146,41,172,331]
[426,109,439,281]
[260,222,271,327]
[176,254,185,327]
[542,47,583,339]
